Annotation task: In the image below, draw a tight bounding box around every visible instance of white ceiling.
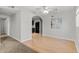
[26,6,75,12]
[25,6,75,15]
[0,6,75,16]
[0,7,19,16]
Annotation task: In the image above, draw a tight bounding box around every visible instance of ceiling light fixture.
[43,10,49,14]
[42,6,49,14]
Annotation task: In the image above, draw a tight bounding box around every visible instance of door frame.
[32,16,43,35]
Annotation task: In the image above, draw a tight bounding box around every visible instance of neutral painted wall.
[9,7,35,41]
[76,27,79,52]
[4,17,10,35]
[41,9,76,41]
[9,11,21,40]
[19,7,35,41]
[76,8,79,52]
[0,18,2,34]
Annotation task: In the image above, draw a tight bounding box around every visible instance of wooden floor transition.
[23,33,77,53]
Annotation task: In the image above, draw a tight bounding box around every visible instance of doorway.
[0,17,9,37]
[32,16,42,35]
[35,22,40,33]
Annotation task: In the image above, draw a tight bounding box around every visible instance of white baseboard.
[43,34,74,42]
[54,36,74,41]
[20,37,32,43]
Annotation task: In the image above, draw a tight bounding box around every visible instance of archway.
[32,16,42,35]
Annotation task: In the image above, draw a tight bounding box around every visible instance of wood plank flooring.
[0,36,37,53]
[23,33,77,53]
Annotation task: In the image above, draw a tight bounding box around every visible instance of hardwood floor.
[23,33,77,53]
[0,36,37,53]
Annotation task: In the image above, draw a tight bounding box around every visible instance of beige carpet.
[0,36,37,53]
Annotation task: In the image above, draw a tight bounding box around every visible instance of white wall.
[9,6,35,41]
[19,7,35,41]
[0,18,2,34]
[42,8,76,41]
[9,11,21,40]
[76,27,79,52]
[4,17,10,35]
[76,7,79,52]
